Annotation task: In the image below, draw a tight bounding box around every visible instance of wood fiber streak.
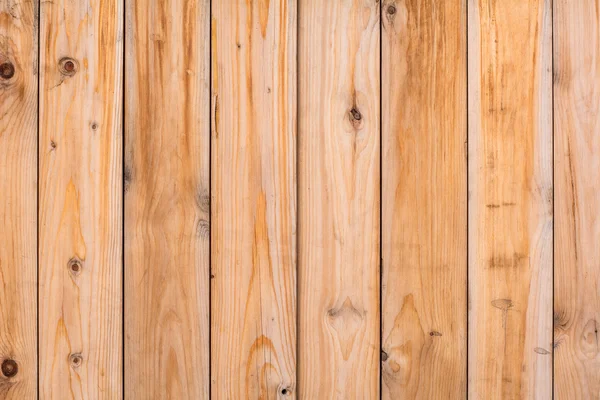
[0,0,38,397]
[554,1,600,398]
[38,0,123,396]
[468,0,553,398]
[381,0,467,398]
[124,0,210,398]
[298,0,380,398]
[211,0,297,398]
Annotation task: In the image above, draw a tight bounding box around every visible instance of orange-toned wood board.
[211,0,297,398]
[381,0,467,398]
[554,0,600,398]
[468,0,553,398]
[38,0,124,396]
[124,0,210,398]
[298,0,380,398]
[0,0,38,397]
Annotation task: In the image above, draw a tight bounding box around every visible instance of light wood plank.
[298,1,380,397]
[38,0,123,396]
[381,0,467,398]
[0,0,38,397]
[468,0,553,398]
[554,1,600,398]
[124,0,210,398]
[211,0,297,397]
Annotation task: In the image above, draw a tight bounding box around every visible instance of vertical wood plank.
[554,1,600,398]
[381,0,467,398]
[124,0,210,397]
[468,0,553,398]
[0,0,38,397]
[38,0,123,396]
[298,1,380,397]
[211,0,297,397]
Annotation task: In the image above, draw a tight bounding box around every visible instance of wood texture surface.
[468,0,553,398]
[124,0,210,398]
[381,0,467,398]
[0,0,38,397]
[211,1,297,398]
[38,0,123,396]
[554,0,600,398]
[298,1,380,397]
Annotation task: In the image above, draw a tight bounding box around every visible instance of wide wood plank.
[554,1,600,398]
[381,0,467,398]
[0,0,38,397]
[211,1,297,397]
[124,0,210,398]
[468,0,553,398]
[38,0,123,396]
[298,1,380,397]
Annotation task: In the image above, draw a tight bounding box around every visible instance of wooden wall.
[0,0,598,398]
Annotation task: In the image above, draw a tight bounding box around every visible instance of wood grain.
[298,0,380,397]
[211,0,297,397]
[38,0,123,396]
[381,0,467,398]
[0,0,38,397]
[468,0,553,398]
[124,0,210,398]
[554,0,600,398]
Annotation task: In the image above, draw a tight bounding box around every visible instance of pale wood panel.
[38,0,123,396]
[554,1,600,398]
[211,1,297,397]
[124,0,210,397]
[381,0,467,398]
[468,0,553,398]
[0,0,38,397]
[298,1,380,397]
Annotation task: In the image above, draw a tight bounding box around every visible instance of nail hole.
[90,122,99,131]
[59,57,78,76]
[1,359,18,377]
[0,63,15,80]
[70,354,83,368]
[281,388,288,395]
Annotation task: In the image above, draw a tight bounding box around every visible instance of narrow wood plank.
[211,1,297,397]
[381,0,467,398]
[554,1,600,397]
[468,0,553,398]
[298,1,380,397]
[38,0,123,396]
[124,0,210,398]
[0,0,38,397]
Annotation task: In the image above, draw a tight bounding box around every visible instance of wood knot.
[69,353,83,368]
[68,257,82,276]
[387,4,397,15]
[59,57,79,77]
[1,359,18,377]
[350,108,362,121]
[381,350,389,361]
[90,121,99,131]
[429,330,442,337]
[0,62,15,80]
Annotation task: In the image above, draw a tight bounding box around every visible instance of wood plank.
[210,1,297,397]
[467,0,553,398]
[298,1,380,397]
[381,0,467,398]
[0,0,38,397]
[38,0,123,396]
[554,1,600,398]
[124,0,210,398]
